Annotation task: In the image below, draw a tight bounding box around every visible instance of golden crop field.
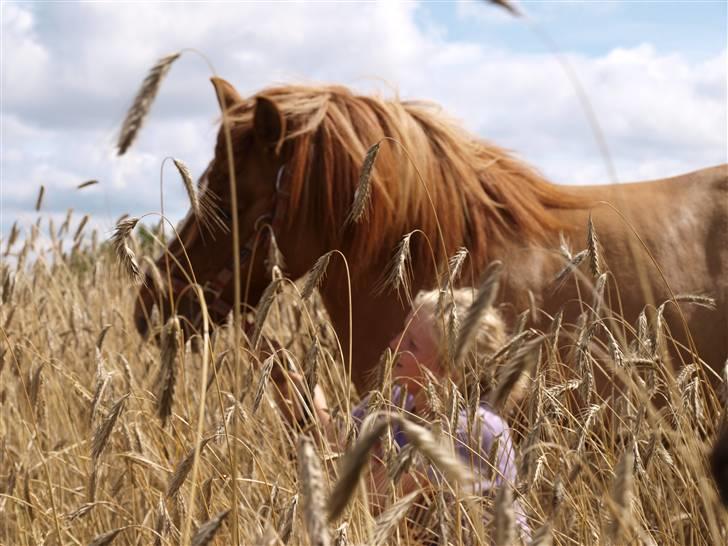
[2,2,726,541]
[1,210,726,545]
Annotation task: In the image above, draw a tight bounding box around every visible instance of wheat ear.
[346,142,380,224]
[156,315,181,426]
[117,52,181,155]
[298,435,331,546]
[454,260,503,362]
[110,217,143,284]
[191,509,230,546]
[328,415,389,521]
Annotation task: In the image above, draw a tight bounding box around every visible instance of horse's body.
[334,166,728,389]
[133,79,727,392]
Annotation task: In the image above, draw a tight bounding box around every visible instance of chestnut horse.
[133,78,727,392]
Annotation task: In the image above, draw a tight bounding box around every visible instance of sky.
[1,0,726,244]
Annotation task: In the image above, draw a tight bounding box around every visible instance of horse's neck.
[317,261,411,390]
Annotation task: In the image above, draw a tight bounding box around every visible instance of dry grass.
[1,214,726,546]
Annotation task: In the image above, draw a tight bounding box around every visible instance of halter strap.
[167,165,289,326]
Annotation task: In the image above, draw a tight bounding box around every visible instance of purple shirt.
[352,386,516,486]
[351,385,529,536]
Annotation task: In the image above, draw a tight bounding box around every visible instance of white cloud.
[1,1,725,238]
[1,3,50,103]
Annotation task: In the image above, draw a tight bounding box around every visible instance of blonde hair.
[411,288,509,400]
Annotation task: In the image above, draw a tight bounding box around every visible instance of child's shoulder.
[475,403,509,435]
[455,402,511,440]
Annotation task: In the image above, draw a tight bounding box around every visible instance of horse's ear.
[210,77,242,112]
[253,96,285,153]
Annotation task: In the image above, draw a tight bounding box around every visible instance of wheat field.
[3,6,727,539]
[0,210,726,546]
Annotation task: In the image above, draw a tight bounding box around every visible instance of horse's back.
[620,164,727,375]
[556,165,727,375]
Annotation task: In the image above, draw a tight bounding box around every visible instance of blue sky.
[423,1,726,59]
[1,1,726,246]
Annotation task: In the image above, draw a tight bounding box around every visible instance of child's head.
[390,288,506,396]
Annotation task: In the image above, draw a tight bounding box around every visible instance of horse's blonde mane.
[228,84,585,277]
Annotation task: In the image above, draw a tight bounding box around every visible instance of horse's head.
[133,78,326,338]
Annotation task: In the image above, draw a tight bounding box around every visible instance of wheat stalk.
[73,215,90,243]
[396,416,471,485]
[298,436,331,546]
[529,522,553,546]
[22,470,33,521]
[110,217,143,284]
[91,393,129,461]
[154,495,171,546]
[90,351,111,425]
[88,527,123,546]
[489,335,540,410]
[167,437,213,498]
[447,247,469,284]
[494,482,515,546]
[64,502,96,521]
[255,524,279,546]
[592,272,607,318]
[576,403,605,453]
[334,522,349,546]
[304,336,321,393]
[0,464,18,514]
[191,509,230,546]
[487,0,521,17]
[35,185,45,211]
[96,324,112,350]
[587,214,602,277]
[3,221,19,255]
[251,279,280,347]
[278,494,298,544]
[328,415,389,521]
[252,354,276,414]
[156,315,181,426]
[388,443,416,485]
[454,260,503,362]
[607,451,634,542]
[371,491,420,546]
[173,158,201,219]
[553,249,587,291]
[346,142,380,224]
[60,208,73,236]
[550,476,565,515]
[27,362,46,425]
[77,179,98,189]
[267,230,286,275]
[674,293,717,309]
[87,462,98,503]
[117,52,181,155]
[302,252,334,299]
[1,270,14,303]
[380,231,415,300]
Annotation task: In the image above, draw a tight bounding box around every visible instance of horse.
[133,77,727,395]
[712,425,728,506]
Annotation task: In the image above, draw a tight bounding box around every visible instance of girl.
[274,288,528,540]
